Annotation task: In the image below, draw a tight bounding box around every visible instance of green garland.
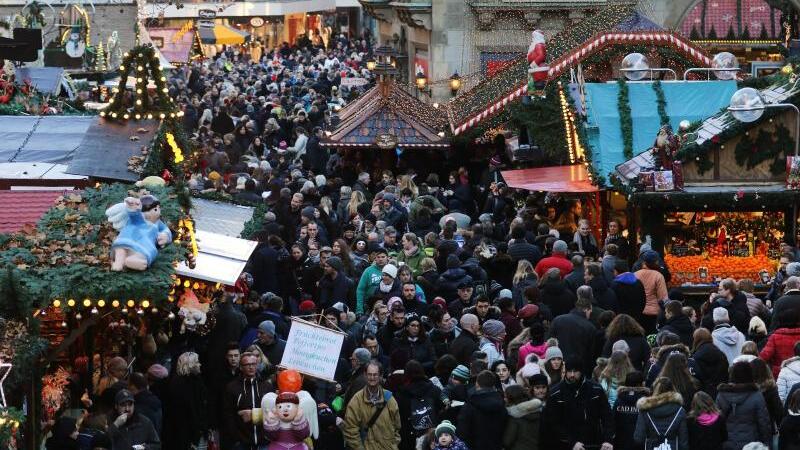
[0,407,25,448]
[240,202,268,240]
[0,184,189,307]
[652,80,670,126]
[734,123,793,174]
[631,189,800,211]
[507,85,571,164]
[617,79,634,159]
[144,118,190,179]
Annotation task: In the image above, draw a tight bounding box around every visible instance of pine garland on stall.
[617,79,633,159]
[652,80,670,126]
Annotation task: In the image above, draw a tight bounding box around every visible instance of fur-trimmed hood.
[717,382,759,393]
[618,386,651,396]
[782,356,800,369]
[506,398,543,418]
[636,392,683,411]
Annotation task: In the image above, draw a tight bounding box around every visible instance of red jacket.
[760,327,800,377]
[534,255,573,279]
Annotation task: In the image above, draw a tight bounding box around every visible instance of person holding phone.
[107,389,161,450]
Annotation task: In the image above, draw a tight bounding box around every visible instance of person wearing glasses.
[343,361,402,450]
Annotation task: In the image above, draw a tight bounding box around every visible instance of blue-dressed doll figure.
[105,195,172,271]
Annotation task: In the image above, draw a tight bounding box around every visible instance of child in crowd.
[687,391,727,450]
[433,420,469,450]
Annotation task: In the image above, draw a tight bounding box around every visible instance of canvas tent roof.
[66,118,159,182]
[191,198,255,237]
[584,80,737,179]
[0,116,95,164]
[176,230,258,286]
[501,165,598,193]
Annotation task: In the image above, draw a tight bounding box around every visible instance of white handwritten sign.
[340,78,368,88]
[280,318,345,382]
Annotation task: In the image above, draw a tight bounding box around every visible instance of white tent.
[138,23,176,71]
[176,230,258,286]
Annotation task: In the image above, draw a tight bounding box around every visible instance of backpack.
[646,407,683,450]
[409,395,435,433]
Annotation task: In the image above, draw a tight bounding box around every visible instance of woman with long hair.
[347,190,366,222]
[599,350,635,407]
[602,313,650,371]
[397,174,418,198]
[691,327,730,398]
[657,352,698,409]
[687,391,727,450]
[633,377,689,450]
[512,260,538,310]
[750,358,784,436]
[542,345,564,386]
[779,390,800,449]
[164,352,210,450]
[491,360,517,391]
[332,238,358,277]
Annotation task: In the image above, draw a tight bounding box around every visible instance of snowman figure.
[65,27,86,59]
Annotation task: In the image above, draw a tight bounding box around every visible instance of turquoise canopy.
[582,80,737,179]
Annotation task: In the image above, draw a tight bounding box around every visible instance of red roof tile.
[0,190,68,234]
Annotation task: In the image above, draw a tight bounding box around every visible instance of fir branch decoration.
[652,80,670,126]
[617,79,634,159]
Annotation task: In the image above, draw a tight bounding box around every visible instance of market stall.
[612,68,800,291]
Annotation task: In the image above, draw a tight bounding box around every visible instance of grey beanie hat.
[353,348,371,365]
[258,320,276,336]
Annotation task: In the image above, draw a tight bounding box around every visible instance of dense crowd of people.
[43,34,800,450]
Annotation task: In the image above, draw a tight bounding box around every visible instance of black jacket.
[549,309,596,373]
[589,276,619,312]
[447,298,474,320]
[457,388,508,450]
[542,377,614,450]
[540,280,577,318]
[611,272,647,322]
[613,387,650,450]
[317,272,354,309]
[507,240,542,266]
[633,391,689,450]
[305,135,328,173]
[133,389,162,436]
[428,327,459,359]
[449,329,479,365]
[222,376,273,447]
[687,413,727,450]
[391,334,436,374]
[397,379,444,450]
[107,413,161,450]
[716,382,771,449]
[436,268,473,301]
[602,333,650,372]
[659,314,695,347]
[692,342,729,398]
[163,374,208,450]
[779,412,800,450]
[773,290,800,330]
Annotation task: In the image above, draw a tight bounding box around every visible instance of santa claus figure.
[527,30,548,94]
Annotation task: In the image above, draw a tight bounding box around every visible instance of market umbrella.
[198,24,250,45]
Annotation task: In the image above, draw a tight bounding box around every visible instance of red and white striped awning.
[452,31,712,135]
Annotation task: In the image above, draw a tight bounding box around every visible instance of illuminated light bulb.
[40,309,46,316]
[91,307,98,314]
[75,313,82,320]
[193,282,200,289]
[138,53,143,57]
[135,114,141,120]
[121,308,128,314]
[61,321,67,328]
[109,98,114,104]
[97,299,106,307]
[123,114,130,120]
[136,99,142,105]
[119,65,125,71]
[137,65,144,71]
[141,300,150,308]
[162,88,168,93]
[112,300,120,308]
[161,77,166,82]
[111,112,118,118]
[67,299,75,307]
[177,111,184,117]
[168,312,175,320]
[83,299,91,307]
[184,280,190,288]
[113,88,119,93]
[99,111,106,117]
[168,295,175,302]
[0,418,6,425]
[160,113,166,119]
[137,309,144,316]
[147,114,153,119]
[170,113,176,118]
[136,89,142,94]
[127,300,135,308]
[137,78,143,82]
[124,52,129,57]
[151,307,158,314]
[53,299,61,308]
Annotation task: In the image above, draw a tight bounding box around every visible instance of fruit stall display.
[665,254,776,286]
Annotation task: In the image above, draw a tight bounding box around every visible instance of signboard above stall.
[198,9,217,19]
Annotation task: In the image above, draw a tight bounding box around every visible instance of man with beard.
[542,357,614,450]
[400,281,427,316]
[377,306,406,356]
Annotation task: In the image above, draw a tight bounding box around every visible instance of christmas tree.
[94,42,107,72]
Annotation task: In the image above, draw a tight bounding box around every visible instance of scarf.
[439,318,456,334]
[697,412,720,425]
[379,281,393,293]
[404,245,419,257]
[365,386,382,405]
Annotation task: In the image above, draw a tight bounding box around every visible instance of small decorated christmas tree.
[94,42,107,72]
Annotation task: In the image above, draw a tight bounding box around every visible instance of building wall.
[0,3,139,56]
